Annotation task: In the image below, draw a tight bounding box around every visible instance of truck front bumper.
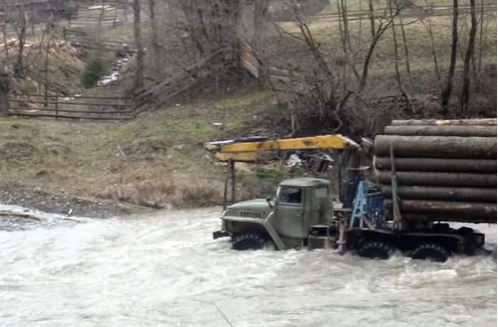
[213,230,230,239]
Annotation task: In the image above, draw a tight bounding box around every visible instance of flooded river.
[0,206,496,327]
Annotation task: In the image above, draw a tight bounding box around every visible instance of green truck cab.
[214,178,337,250]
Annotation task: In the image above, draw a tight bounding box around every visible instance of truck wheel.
[411,243,450,262]
[357,241,395,259]
[232,232,267,250]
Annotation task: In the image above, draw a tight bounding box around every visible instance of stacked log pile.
[373,119,497,224]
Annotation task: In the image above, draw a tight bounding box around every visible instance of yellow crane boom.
[213,135,359,162]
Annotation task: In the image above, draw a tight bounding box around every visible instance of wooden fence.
[307,2,497,23]
[7,94,133,121]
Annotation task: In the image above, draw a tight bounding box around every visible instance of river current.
[0,205,496,327]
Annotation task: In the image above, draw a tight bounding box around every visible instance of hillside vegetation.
[0,0,495,214]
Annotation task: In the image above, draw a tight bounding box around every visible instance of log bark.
[374,135,497,159]
[381,185,496,202]
[384,199,497,223]
[384,125,496,137]
[374,171,496,188]
[391,119,496,126]
[385,211,496,223]
[374,157,497,173]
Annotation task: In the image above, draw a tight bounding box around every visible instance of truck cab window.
[279,187,302,204]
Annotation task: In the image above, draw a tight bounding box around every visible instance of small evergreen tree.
[80,56,106,88]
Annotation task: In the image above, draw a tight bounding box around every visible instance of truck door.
[274,186,307,239]
[310,186,331,226]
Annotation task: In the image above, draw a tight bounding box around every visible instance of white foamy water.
[0,207,496,327]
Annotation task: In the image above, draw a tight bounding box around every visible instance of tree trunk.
[254,0,270,44]
[391,118,496,126]
[0,74,9,116]
[460,0,477,117]
[441,0,459,115]
[388,0,411,107]
[384,200,496,223]
[44,26,51,107]
[374,171,496,187]
[425,15,441,82]
[381,185,496,202]
[375,157,497,173]
[358,0,363,58]
[149,0,159,53]
[97,0,105,52]
[374,135,497,159]
[478,0,485,72]
[133,0,144,91]
[13,9,28,79]
[340,0,352,52]
[368,0,375,40]
[395,2,412,84]
[358,32,381,92]
[383,125,497,136]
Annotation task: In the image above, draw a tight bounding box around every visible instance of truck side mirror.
[266,196,274,208]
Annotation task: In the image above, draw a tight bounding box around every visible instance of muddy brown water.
[0,205,496,326]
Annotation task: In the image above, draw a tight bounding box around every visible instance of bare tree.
[460,0,477,116]
[11,7,30,78]
[0,74,9,116]
[254,0,270,42]
[422,1,441,83]
[133,0,145,90]
[388,0,411,107]
[477,0,485,72]
[43,23,54,106]
[441,0,459,115]
[97,0,106,51]
[358,9,400,93]
[396,2,412,84]
[149,0,159,53]
[368,0,376,40]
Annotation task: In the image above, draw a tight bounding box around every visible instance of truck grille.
[240,211,261,218]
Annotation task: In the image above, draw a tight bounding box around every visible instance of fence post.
[55,95,59,120]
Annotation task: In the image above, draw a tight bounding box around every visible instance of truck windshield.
[279,187,302,204]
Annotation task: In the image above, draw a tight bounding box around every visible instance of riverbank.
[0,183,144,217]
[0,89,279,217]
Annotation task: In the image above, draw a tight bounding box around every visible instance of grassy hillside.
[276,11,497,78]
[0,90,278,213]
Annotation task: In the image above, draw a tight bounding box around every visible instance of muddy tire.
[357,240,396,259]
[232,232,267,250]
[411,243,450,262]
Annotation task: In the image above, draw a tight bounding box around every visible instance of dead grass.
[274,9,497,78]
[0,89,278,209]
[100,177,224,208]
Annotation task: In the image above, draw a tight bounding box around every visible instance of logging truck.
[211,119,497,261]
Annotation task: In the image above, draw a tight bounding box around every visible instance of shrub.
[80,56,106,88]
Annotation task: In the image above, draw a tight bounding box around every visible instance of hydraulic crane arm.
[210,135,359,162]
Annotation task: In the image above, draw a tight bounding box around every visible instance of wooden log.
[374,135,497,159]
[374,157,497,173]
[384,200,496,223]
[381,185,497,202]
[384,125,496,137]
[374,171,496,187]
[384,199,497,223]
[385,211,496,223]
[391,119,496,126]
